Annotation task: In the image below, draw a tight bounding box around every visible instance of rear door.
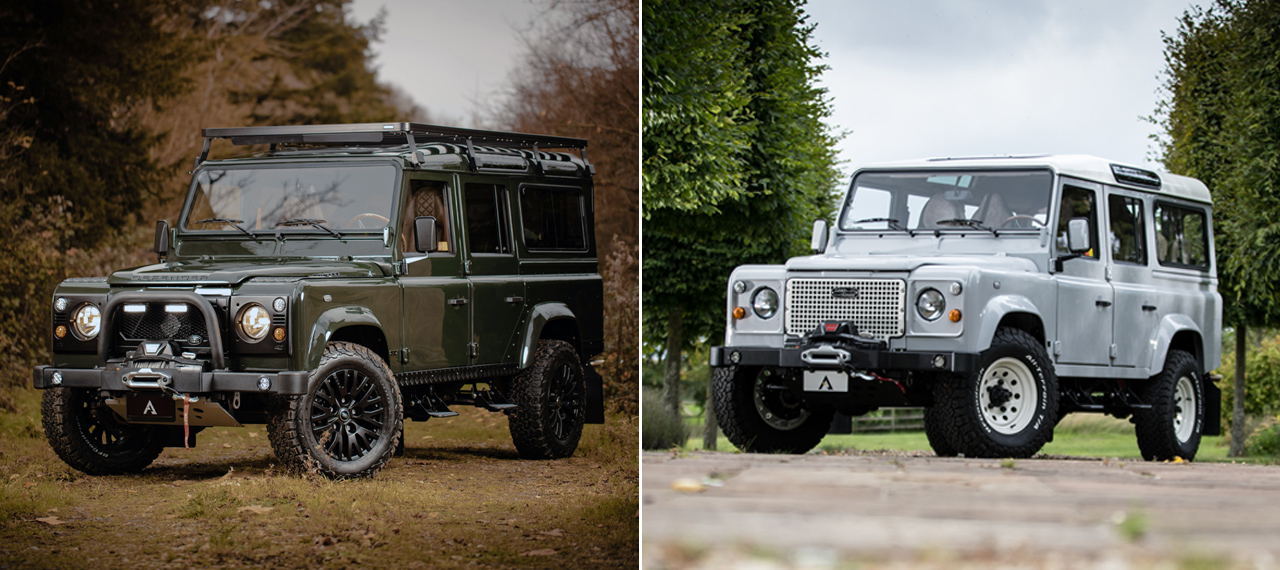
[461,178,525,365]
[1105,187,1159,370]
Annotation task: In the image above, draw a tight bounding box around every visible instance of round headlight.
[71,304,101,340]
[237,303,271,342]
[916,289,946,321]
[752,287,779,319]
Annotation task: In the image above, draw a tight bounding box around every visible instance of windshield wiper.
[193,218,257,238]
[276,218,343,238]
[936,218,998,235]
[854,217,914,236]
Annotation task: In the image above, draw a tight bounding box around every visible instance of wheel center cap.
[987,385,1013,408]
[339,409,352,422]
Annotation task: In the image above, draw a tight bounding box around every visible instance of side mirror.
[1067,218,1089,253]
[413,216,438,253]
[154,220,169,261]
[811,219,829,254]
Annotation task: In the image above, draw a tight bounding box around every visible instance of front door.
[461,180,525,365]
[400,176,471,370]
[1054,180,1114,367]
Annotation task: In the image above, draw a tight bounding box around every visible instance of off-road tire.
[267,342,402,479]
[937,328,1058,458]
[42,387,167,475]
[713,366,835,454]
[923,404,958,457]
[508,339,586,459]
[1134,350,1203,461]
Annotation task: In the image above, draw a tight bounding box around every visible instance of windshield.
[183,164,397,233]
[839,170,1053,233]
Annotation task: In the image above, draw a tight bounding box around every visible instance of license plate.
[803,370,849,392]
[127,393,175,421]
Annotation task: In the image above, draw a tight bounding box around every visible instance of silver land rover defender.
[710,155,1222,460]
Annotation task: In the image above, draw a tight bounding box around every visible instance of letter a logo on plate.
[143,400,158,415]
[818,376,833,390]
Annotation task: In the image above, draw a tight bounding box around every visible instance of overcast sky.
[805,0,1204,177]
[347,0,541,127]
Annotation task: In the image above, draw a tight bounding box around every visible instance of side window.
[400,180,452,254]
[464,183,511,254]
[1155,203,1210,269]
[519,186,587,251]
[1056,185,1098,258]
[1108,194,1146,265]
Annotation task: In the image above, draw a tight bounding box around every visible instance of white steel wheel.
[1173,374,1198,444]
[977,357,1038,435]
[753,368,809,431]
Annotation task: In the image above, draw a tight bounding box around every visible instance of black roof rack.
[194,122,591,174]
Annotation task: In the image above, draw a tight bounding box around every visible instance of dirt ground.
[0,389,638,569]
[642,451,1280,569]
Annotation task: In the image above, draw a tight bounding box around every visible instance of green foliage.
[1245,415,1280,457]
[642,0,842,350]
[1214,328,1280,422]
[642,388,689,449]
[1155,0,1280,327]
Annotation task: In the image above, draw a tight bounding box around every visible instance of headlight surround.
[916,289,946,321]
[237,303,271,342]
[71,304,101,340]
[752,287,779,319]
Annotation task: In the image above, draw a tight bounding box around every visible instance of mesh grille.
[785,278,906,339]
[115,304,210,345]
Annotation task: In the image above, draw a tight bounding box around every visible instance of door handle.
[505,296,524,304]
[1095,299,1112,307]
[448,298,468,306]
[1142,304,1157,312]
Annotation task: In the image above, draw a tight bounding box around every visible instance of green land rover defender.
[32,123,605,478]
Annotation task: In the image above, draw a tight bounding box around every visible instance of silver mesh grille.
[785,278,906,339]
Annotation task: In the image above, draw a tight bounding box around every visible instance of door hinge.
[400,347,411,363]
[468,342,478,358]
[1052,341,1062,356]
[1109,344,1118,359]
[463,259,472,276]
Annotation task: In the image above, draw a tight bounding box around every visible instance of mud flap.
[1203,375,1222,436]
[828,413,853,434]
[585,365,605,424]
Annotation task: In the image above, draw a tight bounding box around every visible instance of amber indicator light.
[54,325,67,339]
[273,327,287,342]
[949,309,962,322]
[732,306,746,319]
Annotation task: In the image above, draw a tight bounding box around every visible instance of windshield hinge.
[191,137,212,173]
[405,132,422,167]
[465,137,478,172]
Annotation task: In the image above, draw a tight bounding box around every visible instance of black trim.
[396,363,519,387]
[202,123,586,151]
[709,345,980,374]
[99,291,226,369]
[33,365,309,395]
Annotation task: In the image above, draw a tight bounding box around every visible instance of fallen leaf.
[670,478,705,493]
[237,506,273,515]
[538,529,563,537]
[221,444,232,448]
[522,549,557,556]
[35,517,66,526]
[247,432,258,438]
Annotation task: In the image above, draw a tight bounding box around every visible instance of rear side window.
[519,186,587,251]
[1154,203,1209,270]
[1108,194,1146,265]
[464,183,512,254]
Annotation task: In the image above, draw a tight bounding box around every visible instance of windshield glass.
[839,170,1053,232]
[183,164,397,233]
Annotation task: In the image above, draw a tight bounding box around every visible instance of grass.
[681,413,1277,464]
[0,387,638,569]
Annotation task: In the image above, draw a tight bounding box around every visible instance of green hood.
[108,258,390,286]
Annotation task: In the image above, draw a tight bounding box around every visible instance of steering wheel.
[347,213,390,229]
[1003,215,1045,229]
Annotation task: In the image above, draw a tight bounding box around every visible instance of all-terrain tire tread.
[265,341,402,478]
[923,403,958,457]
[508,339,584,459]
[712,366,834,454]
[1133,349,1201,462]
[937,327,1058,458]
[42,388,166,475]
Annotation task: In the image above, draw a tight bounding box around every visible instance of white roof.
[856,154,1211,205]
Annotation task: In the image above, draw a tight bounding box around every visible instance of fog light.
[933,355,947,368]
[51,372,63,385]
[272,327,286,342]
[273,297,286,313]
[733,306,746,319]
[730,351,741,364]
[949,309,962,322]
[54,325,67,339]
[257,377,271,391]
[734,281,747,294]
[949,282,963,295]
[55,297,68,312]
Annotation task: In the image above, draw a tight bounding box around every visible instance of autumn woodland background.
[0,0,638,411]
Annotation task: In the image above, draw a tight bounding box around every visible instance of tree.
[642,0,841,444]
[1155,0,1280,455]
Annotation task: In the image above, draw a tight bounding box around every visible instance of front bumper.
[709,345,980,374]
[33,365,309,395]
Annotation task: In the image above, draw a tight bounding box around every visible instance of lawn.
[684,413,1275,464]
